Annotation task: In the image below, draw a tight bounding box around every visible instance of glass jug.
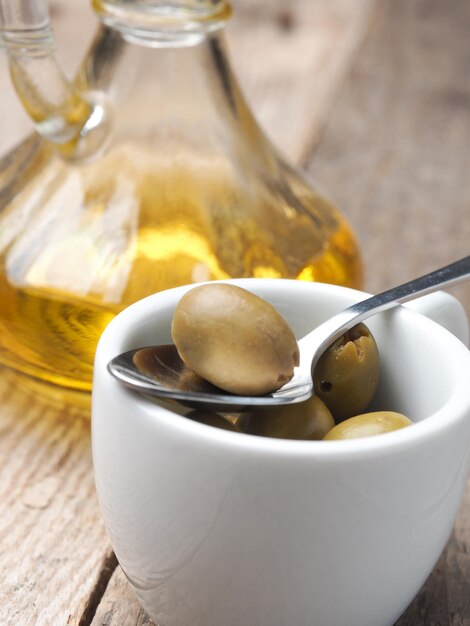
[0,0,362,397]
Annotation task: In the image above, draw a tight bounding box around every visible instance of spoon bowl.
[108,344,313,412]
[108,256,470,411]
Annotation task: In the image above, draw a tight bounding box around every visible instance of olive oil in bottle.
[0,1,362,397]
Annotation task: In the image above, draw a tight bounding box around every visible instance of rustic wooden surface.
[0,367,117,626]
[308,0,470,316]
[1,0,470,624]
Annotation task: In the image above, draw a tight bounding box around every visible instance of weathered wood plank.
[307,0,470,622]
[90,567,155,626]
[228,0,379,163]
[308,0,470,315]
[0,366,116,626]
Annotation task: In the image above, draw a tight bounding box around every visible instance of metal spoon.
[108,256,470,411]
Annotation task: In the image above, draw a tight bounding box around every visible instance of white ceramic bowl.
[92,279,470,626]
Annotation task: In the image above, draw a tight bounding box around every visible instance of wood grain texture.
[307,0,470,622]
[308,0,470,315]
[228,0,379,163]
[0,367,116,626]
[90,567,155,626]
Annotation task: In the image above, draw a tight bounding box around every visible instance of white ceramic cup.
[92,279,470,626]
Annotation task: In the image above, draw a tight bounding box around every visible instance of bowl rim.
[93,278,470,460]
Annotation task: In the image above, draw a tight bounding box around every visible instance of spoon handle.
[350,255,470,314]
[299,255,470,372]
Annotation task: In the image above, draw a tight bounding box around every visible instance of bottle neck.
[77,21,273,171]
[92,0,232,47]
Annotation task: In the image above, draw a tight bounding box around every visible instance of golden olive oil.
[0,139,361,392]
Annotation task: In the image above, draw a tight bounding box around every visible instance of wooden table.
[1,0,470,624]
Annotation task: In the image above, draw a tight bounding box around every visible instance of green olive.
[238,396,335,440]
[186,410,240,432]
[172,284,299,395]
[323,411,412,440]
[313,323,380,422]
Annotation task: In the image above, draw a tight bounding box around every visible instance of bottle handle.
[404,291,469,346]
[0,0,110,159]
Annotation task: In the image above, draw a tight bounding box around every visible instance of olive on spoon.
[108,256,470,412]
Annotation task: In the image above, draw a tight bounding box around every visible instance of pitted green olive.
[237,396,335,440]
[186,410,240,432]
[323,411,412,440]
[313,323,380,422]
[172,284,299,395]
